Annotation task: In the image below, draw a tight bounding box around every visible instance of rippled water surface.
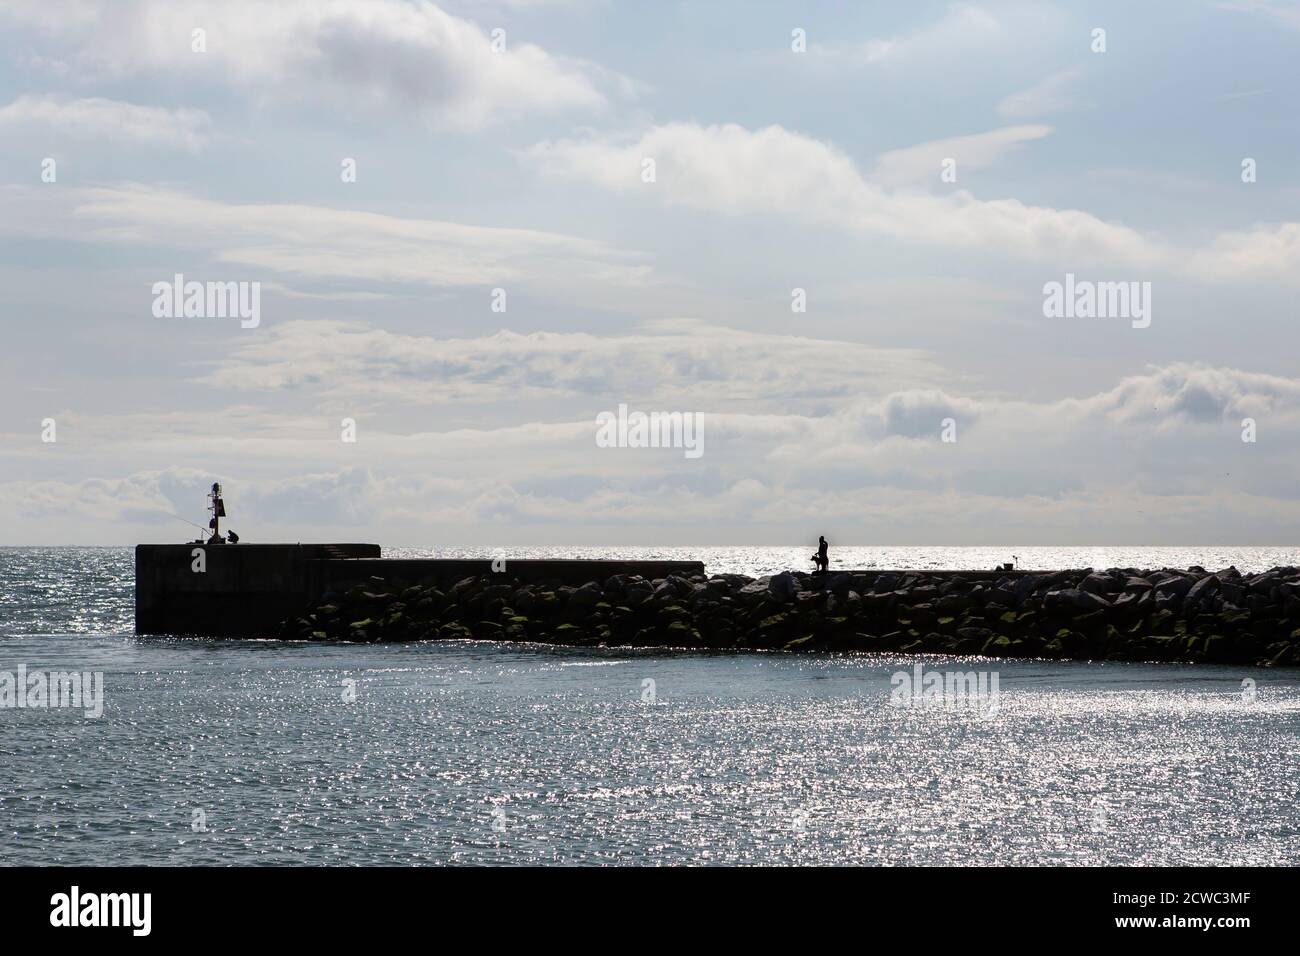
[2,547,1298,865]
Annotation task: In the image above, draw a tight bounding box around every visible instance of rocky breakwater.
[278,566,1300,666]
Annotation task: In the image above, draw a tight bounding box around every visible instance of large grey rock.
[449,576,480,599]
[871,573,900,592]
[1080,573,1120,595]
[1013,575,1040,603]
[1186,575,1219,605]
[827,572,855,593]
[1247,571,1279,595]
[1045,588,1109,611]
[936,593,974,613]
[1154,590,1184,610]
[1043,589,1072,609]
[1040,569,1079,590]
[1111,592,1142,612]
[769,571,799,602]
[568,581,603,609]
[1076,590,1112,610]
[1154,576,1193,599]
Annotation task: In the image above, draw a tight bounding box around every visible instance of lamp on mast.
[207,482,226,544]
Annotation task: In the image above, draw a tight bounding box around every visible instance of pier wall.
[134,544,704,637]
[135,544,380,637]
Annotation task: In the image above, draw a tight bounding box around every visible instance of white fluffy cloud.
[0,0,611,129]
[1072,363,1300,425]
[1188,223,1300,283]
[525,122,1158,266]
[526,121,1300,282]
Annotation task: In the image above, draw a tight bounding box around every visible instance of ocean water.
[1,546,1298,866]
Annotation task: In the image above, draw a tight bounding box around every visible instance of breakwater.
[134,543,703,637]
[281,565,1300,666]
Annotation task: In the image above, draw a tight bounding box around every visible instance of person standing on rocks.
[813,535,830,575]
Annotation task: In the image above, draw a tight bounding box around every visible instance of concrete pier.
[134,543,704,637]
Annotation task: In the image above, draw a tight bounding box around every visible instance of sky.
[1,0,1300,547]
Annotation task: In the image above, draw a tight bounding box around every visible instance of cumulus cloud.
[1072,363,1300,425]
[880,390,982,437]
[0,94,212,149]
[1187,223,1300,282]
[525,121,1159,267]
[526,121,1300,282]
[0,0,614,129]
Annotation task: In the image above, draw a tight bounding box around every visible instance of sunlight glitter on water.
[1,548,1297,866]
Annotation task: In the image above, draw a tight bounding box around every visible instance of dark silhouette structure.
[206,482,227,544]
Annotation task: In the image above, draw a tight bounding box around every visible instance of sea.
[1,545,1297,866]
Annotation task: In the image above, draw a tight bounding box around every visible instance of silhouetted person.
[227,530,239,544]
[812,535,829,574]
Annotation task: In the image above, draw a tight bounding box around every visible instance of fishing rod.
[159,483,239,543]
[161,511,208,538]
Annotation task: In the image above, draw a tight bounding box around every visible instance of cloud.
[200,318,944,409]
[871,125,1052,186]
[880,390,982,437]
[9,362,1300,543]
[2,183,650,290]
[996,67,1085,118]
[2,465,378,526]
[1072,363,1300,425]
[822,2,1070,71]
[527,121,1300,283]
[850,3,1006,64]
[0,94,212,149]
[0,0,613,129]
[1187,223,1300,283]
[526,121,1157,266]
